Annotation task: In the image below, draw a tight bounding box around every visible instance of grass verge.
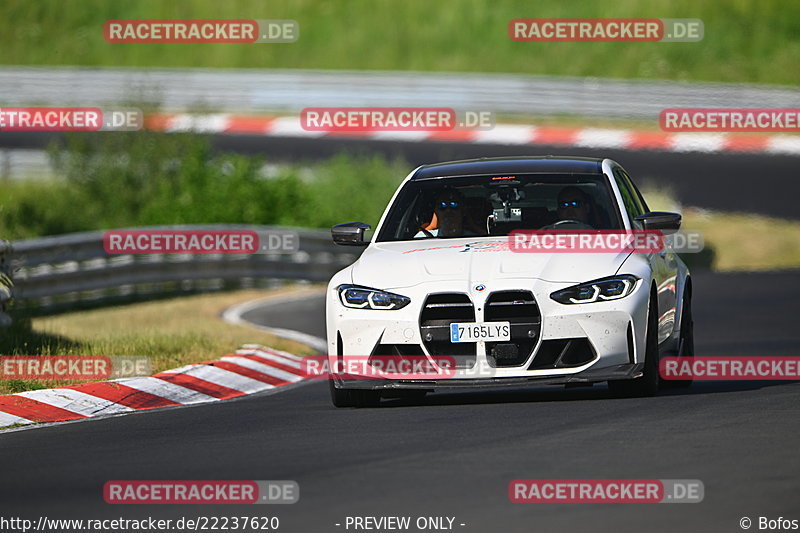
[681,209,800,272]
[0,0,798,85]
[641,187,800,272]
[0,285,321,395]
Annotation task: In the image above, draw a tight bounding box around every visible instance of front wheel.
[609,292,660,398]
[664,288,694,388]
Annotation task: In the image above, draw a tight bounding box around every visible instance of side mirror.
[634,211,682,232]
[332,222,371,246]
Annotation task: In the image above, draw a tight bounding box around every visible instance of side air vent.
[370,343,426,356]
[528,338,596,370]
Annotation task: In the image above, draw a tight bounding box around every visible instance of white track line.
[767,135,800,155]
[168,114,231,133]
[370,131,431,141]
[114,376,221,404]
[474,124,536,145]
[220,356,304,382]
[574,128,632,149]
[670,133,726,153]
[223,292,328,353]
[0,412,35,427]
[17,388,134,416]
[156,113,800,156]
[240,344,305,362]
[268,116,326,138]
[160,365,276,394]
[235,349,304,369]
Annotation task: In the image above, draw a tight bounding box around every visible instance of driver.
[556,186,594,226]
[415,188,470,238]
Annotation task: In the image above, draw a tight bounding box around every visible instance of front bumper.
[326,277,650,385]
[332,362,644,390]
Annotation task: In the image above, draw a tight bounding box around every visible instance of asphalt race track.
[1,141,798,532]
[240,271,800,357]
[2,131,799,220]
[212,135,800,221]
[1,267,799,533]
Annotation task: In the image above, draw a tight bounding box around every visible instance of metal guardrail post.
[0,240,12,327]
[2,67,800,119]
[8,226,361,312]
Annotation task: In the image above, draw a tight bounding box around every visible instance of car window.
[376,173,623,242]
[612,167,646,225]
[622,169,651,213]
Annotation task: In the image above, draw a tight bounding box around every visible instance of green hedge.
[0,131,408,240]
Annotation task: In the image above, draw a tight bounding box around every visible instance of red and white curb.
[0,345,306,430]
[145,113,800,156]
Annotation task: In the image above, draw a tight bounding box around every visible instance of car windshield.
[376,173,622,242]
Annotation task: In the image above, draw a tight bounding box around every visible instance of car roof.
[411,156,604,180]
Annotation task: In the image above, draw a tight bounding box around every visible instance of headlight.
[338,284,411,310]
[550,275,640,304]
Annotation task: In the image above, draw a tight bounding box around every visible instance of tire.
[665,288,694,388]
[609,291,660,398]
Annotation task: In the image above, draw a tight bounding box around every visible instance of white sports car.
[326,156,694,407]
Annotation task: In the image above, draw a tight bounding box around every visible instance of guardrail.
[0,240,12,327]
[2,67,800,119]
[9,225,361,315]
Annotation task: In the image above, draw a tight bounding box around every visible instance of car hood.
[351,238,631,289]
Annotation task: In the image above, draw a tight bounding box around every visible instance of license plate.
[450,322,511,343]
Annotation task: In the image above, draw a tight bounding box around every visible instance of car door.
[613,166,678,343]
